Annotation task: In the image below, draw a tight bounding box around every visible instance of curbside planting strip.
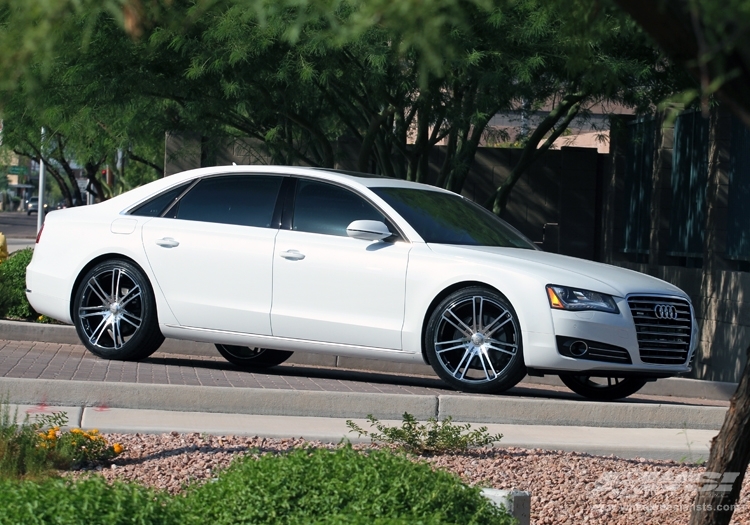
[1,376,727,430]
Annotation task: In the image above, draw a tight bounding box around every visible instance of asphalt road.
[0,211,39,238]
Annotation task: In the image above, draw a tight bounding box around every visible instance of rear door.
[142,174,284,335]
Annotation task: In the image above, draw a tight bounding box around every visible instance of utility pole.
[37,128,46,235]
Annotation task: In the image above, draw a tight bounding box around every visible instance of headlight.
[546,285,619,314]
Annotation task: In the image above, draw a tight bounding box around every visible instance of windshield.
[372,187,537,249]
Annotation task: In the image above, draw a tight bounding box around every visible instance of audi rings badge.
[654,304,679,320]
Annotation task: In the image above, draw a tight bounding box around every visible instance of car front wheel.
[558,374,647,401]
[73,259,164,360]
[215,344,293,369]
[425,287,526,394]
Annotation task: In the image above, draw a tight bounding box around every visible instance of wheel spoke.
[472,297,478,332]
[436,343,468,355]
[476,350,494,381]
[113,269,123,302]
[79,308,109,319]
[487,338,517,350]
[484,314,511,338]
[87,280,110,305]
[110,318,123,349]
[435,337,468,347]
[487,342,516,356]
[119,287,142,308]
[452,348,473,379]
[481,347,498,379]
[90,316,111,346]
[444,308,473,336]
[120,312,142,329]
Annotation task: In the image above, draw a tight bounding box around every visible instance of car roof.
[103,165,456,214]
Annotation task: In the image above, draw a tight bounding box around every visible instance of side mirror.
[346,220,392,241]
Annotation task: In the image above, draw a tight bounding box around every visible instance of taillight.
[36,224,44,243]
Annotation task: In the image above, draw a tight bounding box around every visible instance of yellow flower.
[90,429,99,434]
[112,443,124,454]
[37,315,44,321]
[71,428,83,434]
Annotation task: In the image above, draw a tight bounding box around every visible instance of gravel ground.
[75,432,750,525]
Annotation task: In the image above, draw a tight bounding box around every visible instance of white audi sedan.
[26,166,697,400]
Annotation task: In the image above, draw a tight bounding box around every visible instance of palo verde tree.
[0,10,168,205]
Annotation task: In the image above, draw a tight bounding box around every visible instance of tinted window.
[130,182,190,217]
[293,180,385,236]
[372,187,536,248]
[170,175,283,227]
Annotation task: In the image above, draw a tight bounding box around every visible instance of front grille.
[628,295,692,365]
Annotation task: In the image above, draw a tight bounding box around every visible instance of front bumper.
[523,295,696,375]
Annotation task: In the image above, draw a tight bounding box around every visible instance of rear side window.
[292,180,385,236]
[168,175,283,228]
[130,182,190,217]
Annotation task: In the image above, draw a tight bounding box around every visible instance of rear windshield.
[372,187,536,249]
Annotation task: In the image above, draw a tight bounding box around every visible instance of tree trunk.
[689,344,750,525]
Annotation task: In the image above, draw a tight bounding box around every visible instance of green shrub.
[0,403,54,480]
[0,402,124,480]
[0,247,37,320]
[347,413,503,454]
[0,477,177,525]
[177,446,513,525]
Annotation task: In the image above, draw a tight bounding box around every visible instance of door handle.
[279,249,305,261]
[155,237,180,248]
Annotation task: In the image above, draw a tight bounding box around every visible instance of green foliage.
[0,476,177,525]
[0,401,123,480]
[0,402,55,480]
[176,446,513,525]
[0,248,37,320]
[346,413,503,454]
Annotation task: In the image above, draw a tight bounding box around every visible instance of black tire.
[558,374,647,401]
[425,286,526,394]
[73,259,164,361]
[215,344,293,369]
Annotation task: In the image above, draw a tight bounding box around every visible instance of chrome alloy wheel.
[433,295,520,385]
[77,267,143,350]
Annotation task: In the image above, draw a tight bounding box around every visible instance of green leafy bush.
[0,247,37,320]
[0,402,123,480]
[0,403,53,480]
[0,476,177,525]
[347,413,503,454]
[177,446,513,525]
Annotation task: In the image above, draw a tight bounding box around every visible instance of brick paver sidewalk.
[0,339,452,396]
[1,339,730,406]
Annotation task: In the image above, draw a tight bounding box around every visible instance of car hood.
[431,245,688,299]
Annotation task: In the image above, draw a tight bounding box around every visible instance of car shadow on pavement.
[140,355,703,406]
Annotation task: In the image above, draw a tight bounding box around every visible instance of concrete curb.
[1,376,727,429]
[0,319,739,401]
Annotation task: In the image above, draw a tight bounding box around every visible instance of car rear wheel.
[558,374,647,401]
[215,344,293,369]
[425,287,526,394]
[73,259,164,360]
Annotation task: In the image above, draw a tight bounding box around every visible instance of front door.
[271,179,411,349]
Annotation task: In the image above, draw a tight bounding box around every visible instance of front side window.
[167,175,283,228]
[292,180,386,236]
[372,187,536,249]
